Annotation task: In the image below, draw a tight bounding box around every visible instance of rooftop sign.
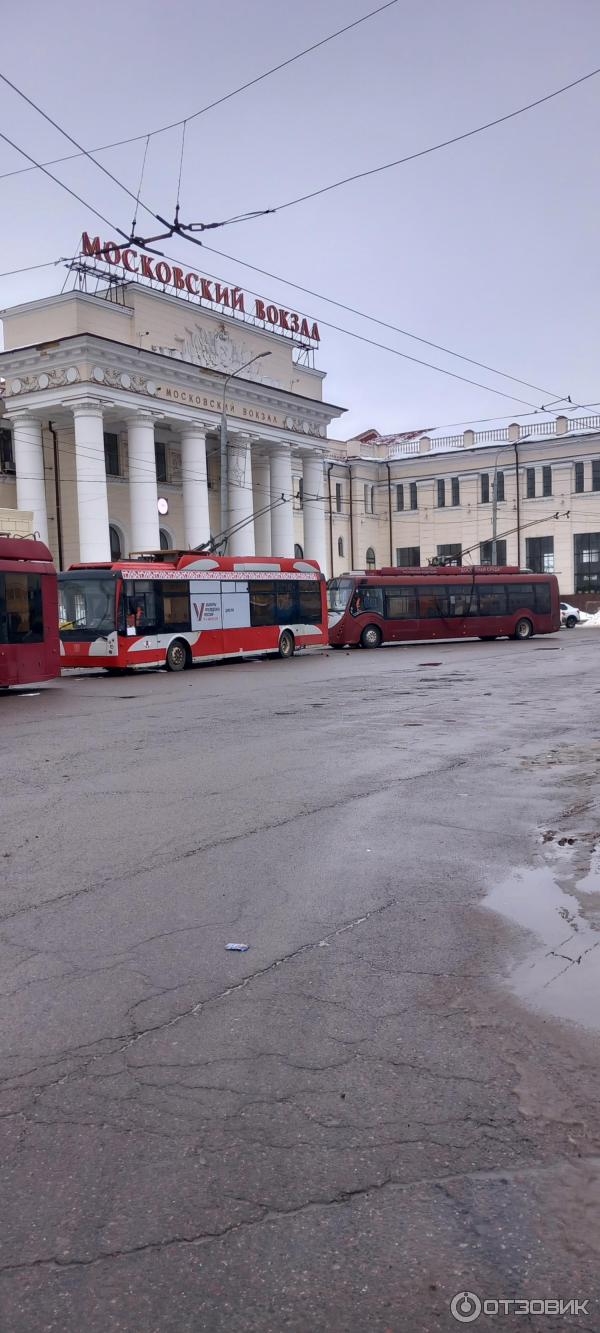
[80,234,320,346]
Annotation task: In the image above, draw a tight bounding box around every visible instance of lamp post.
[219,351,271,548]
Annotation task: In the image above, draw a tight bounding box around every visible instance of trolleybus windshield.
[59,571,118,639]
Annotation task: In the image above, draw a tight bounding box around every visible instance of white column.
[71,399,111,562]
[181,421,211,548]
[11,414,49,545]
[302,451,327,571]
[228,432,255,556]
[252,452,271,555]
[270,445,295,557]
[128,410,160,552]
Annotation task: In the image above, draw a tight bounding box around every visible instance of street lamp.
[219,351,272,548]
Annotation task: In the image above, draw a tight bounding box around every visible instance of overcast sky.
[1,0,599,438]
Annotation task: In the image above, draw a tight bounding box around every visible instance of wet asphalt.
[1,631,599,1332]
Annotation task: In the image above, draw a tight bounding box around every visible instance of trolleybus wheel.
[278,630,295,659]
[166,639,188,672]
[361,625,382,649]
[514,617,533,641]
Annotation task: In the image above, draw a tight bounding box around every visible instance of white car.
[560,601,581,629]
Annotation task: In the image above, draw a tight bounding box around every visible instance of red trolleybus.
[0,538,60,687]
[327,565,560,648]
[59,553,327,673]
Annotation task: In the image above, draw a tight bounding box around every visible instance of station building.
[0,237,344,571]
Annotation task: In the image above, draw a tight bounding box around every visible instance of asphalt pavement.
[1,631,599,1332]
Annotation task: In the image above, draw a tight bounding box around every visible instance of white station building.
[0,237,345,571]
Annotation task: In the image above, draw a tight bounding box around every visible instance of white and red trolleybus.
[0,537,60,687]
[327,565,561,647]
[58,553,327,673]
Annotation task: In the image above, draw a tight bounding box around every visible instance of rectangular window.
[542,465,552,497]
[0,573,43,643]
[418,585,451,619]
[451,477,460,506]
[298,580,323,624]
[155,442,167,484]
[437,543,462,564]
[335,482,342,513]
[396,483,404,511]
[535,583,551,614]
[446,584,478,617]
[0,427,14,472]
[495,471,505,502]
[351,585,384,615]
[526,467,536,498]
[396,546,420,567]
[592,461,600,492]
[409,482,418,510]
[160,581,191,632]
[276,581,300,622]
[384,587,417,619]
[126,580,158,633]
[574,532,600,592]
[104,432,120,477]
[478,585,507,616]
[437,478,445,508]
[574,461,585,493]
[526,536,554,573]
[249,580,277,626]
[506,583,535,614]
[481,474,490,504]
[480,539,507,566]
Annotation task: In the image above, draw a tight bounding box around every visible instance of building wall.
[0,506,34,537]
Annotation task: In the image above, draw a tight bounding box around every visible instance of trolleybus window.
[327,579,353,612]
[351,586,384,615]
[0,572,44,643]
[59,575,117,638]
[160,581,191,632]
[384,587,418,619]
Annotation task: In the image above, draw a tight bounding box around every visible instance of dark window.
[384,586,417,618]
[104,432,120,477]
[592,461,600,492]
[409,482,418,510]
[249,581,276,626]
[542,466,552,497]
[297,478,304,509]
[160,581,191,632]
[159,529,170,551]
[437,479,445,508]
[480,539,507,566]
[437,543,462,564]
[481,474,490,504]
[276,581,299,623]
[0,573,43,643]
[574,532,600,592]
[495,471,505,502]
[506,583,535,614]
[396,483,404,511]
[451,477,460,506]
[396,546,420,567]
[418,585,450,619]
[109,525,122,560]
[335,482,342,513]
[575,461,585,493]
[365,547,376,569]
[526,468,536,498]
[446,584,478,616]
[298,580,323,624]
[0,427,14,472]
[535,583,551,614]
[351,585,383,615]
[337,537,344,557]
[478,584,507,616]
[126,580,158,633]
[294,543,304,559]
[155,442,168,484]
[526,536,554,573]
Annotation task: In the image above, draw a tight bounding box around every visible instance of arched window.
[338,537,344,557]
[159,528,172,551]
[366,546,376,570]
[109,524,122,560]
[294,543,304,559]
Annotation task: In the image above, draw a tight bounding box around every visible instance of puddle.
[484,866,600,1031]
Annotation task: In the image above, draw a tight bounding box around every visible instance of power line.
[200,242,565,399]
[0,129,130,239]
[266,64,600,216]
[0,259,68,280]
[0,1,400,185]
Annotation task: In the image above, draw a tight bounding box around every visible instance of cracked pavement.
[1,635,600,1331]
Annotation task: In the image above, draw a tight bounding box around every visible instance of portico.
[0,279,345,571]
